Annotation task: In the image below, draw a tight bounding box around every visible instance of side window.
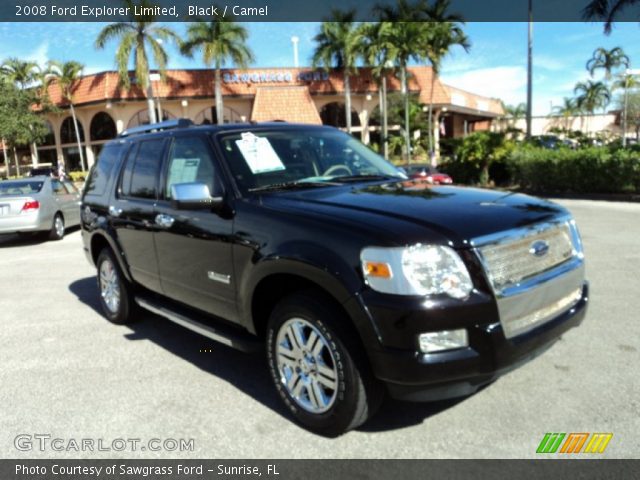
[165,136,219,199]
[120,139,165,200]
[84,143,122,196]
[51,179,66,195]
[63,181,78,194]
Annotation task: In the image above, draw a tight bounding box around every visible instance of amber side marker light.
[364,261,392,278]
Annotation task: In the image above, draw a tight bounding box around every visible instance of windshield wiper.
[331,174,403,183]
[248,180,337,193]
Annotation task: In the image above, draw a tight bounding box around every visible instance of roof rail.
[119,118,194,138]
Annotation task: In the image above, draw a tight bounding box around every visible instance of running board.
[135,296,261,353]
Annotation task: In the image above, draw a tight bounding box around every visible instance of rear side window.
[84,143,123,196]
[0,181,43,196]
[120,139,165,199]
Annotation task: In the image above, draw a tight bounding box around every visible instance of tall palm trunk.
[215,66,223,125]
[145,80,157,125]
[344,72,352,134]
[382,75,389,160]
[428,69,437,160]
[401,65,411,163]
[69,103,86,172]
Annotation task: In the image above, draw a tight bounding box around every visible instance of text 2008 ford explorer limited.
[81,120,588,435]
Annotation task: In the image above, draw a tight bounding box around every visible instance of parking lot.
[0,199,638,459]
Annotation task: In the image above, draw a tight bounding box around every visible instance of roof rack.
[119,118,194,138]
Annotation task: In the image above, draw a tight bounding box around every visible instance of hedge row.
[507,148,640,194]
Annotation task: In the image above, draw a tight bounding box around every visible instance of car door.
[62,179,82,226]
[110,138,167,293]
[50,179,75,223]
[153,134,237,321]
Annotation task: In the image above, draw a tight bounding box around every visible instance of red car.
[405,164,453,184]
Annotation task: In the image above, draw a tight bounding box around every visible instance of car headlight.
[361,244,473,299]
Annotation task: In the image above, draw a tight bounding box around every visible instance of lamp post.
[526,0,533,140]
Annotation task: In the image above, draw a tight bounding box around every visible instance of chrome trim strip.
[470,214,574,248]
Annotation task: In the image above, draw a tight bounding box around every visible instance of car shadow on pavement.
[69,275,472,434]
[0,233,48,247]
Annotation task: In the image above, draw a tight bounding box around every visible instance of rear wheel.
[96,249,136,324]
[48,213,65,241]
[266,291,383,436]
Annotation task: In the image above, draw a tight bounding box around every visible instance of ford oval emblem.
[530,239,550,257]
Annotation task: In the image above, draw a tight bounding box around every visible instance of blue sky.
[1,21,639,114]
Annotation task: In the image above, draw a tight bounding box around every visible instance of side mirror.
[170,182,224,211]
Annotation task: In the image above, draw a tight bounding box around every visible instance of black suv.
[81,119,588,435]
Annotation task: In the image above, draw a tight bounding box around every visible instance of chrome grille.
[478,222,575,292]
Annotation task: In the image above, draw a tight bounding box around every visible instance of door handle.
[155,214,175,229]
[108,205,123,217]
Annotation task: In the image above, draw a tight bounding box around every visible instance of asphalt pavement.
[0,199,638,459]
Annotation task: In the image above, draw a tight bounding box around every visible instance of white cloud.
[24,40,49,66]
[441,65,528,106]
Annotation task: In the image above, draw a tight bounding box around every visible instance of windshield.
[0,181,44,196]
[217,128,404,193]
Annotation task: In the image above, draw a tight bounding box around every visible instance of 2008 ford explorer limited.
[81,120,588,435]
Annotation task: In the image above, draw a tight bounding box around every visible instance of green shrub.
[507,147,640,194]
[69,171,87,183]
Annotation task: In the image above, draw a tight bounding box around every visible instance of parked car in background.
[0,176,81,240]
[531,135,578,150]
[404,164,453,184]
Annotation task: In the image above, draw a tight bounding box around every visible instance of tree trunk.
[69,102,86,172]
[2,138,8,178]
[428,70,436,158]
[215,67,223,124]
[623,82,629,148]
[382,75,389,160]
[13,147,20,177]
[146,80,157,125]
[345,73,352,134]
[401,66,411,163]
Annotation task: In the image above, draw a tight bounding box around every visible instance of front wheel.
[96,249,136,324]
[266,291,382,436]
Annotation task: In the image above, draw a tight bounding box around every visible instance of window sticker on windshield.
[235,132,285,174]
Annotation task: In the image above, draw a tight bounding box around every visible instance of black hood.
[268,181,567,246]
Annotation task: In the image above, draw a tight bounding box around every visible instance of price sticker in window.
[236,132,285,174]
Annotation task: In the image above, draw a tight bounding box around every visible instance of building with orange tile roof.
[6,65,504,173]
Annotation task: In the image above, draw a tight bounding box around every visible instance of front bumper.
[355,282,588,402]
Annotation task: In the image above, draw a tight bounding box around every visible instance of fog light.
[418,329,468,353]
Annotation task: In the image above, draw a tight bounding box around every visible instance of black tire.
[48,213,65,241]
[266,291,383,436]
[96,248,136,325]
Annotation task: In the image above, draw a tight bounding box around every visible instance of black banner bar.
[3,0,640,22]
[2,460,639,480]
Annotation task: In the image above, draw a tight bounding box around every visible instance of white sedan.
[0,176,81,240]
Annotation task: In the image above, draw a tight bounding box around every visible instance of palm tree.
[574,80,611,135]
[587,47,630,81]
[1,58,39,89]
[359,21,395,159]
[552,97,580,130]
[312,9,362,134]
[180,19,254,125]
[503,102,526,129]
[583,0,640,34]
[95,0,178,124]
[422,6,470,158]
[48,61,87,172]
[374,1,429,161]
[613,73,639,146]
